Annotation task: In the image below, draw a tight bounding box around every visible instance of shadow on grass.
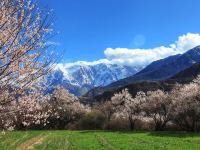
[77,130,200,138]
[78,130,145,134]
[12,129,200,138]
[148,131,200,138]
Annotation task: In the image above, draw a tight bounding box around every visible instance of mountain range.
[46,63,142,96]
[82,62,200,104]
[82,46,200,103]
[105,46,200,89]
[46,46,200,98]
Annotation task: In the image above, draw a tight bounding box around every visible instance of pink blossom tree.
[142,90,172,131]
[0,0,56,130]
[48,87,87,129]
[111,89,146,130]
[171,76,200,132]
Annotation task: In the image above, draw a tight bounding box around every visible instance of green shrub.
[104,118,130,131]
[79,110,106,130]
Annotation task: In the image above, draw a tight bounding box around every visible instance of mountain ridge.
[82,62,200,104]
[46,63,142,96]
[105,46,200,89]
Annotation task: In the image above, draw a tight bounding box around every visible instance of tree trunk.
[129,116,135,130]
[155,122,165,131]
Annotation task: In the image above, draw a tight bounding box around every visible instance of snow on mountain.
[46,61,142,96]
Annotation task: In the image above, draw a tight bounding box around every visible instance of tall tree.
[0,0,55,98]
[0,0,56,130]
[111,89,145,130]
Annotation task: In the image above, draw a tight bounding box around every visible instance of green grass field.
[1,130,200,150]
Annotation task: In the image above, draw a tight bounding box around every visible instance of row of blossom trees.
[3,75,199,131]
[1,0,200,132]
[0,86,88,130]
[98,75,200,132]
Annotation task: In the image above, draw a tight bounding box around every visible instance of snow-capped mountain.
[46,62,142,96]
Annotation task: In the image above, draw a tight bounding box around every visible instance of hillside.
[106,46,200,89]
[83,62,200,104]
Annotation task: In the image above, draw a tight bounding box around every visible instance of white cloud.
[104,33,200,67]
[56,33,200,69]
[56,59,111,69]
[104,46,175,67]
[171,33,200,52]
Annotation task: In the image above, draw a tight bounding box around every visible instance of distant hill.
[168,62,200,83]
[106,46,200,89]
[82,62,200,104]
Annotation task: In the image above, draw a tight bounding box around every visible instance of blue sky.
[40,0,200,65]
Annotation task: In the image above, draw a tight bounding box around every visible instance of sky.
[40,0,200,67]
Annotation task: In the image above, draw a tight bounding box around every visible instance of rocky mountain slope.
[83,62,200,104]
[46,62,141,95]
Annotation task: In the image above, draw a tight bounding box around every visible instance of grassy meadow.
[0,130,200,150]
